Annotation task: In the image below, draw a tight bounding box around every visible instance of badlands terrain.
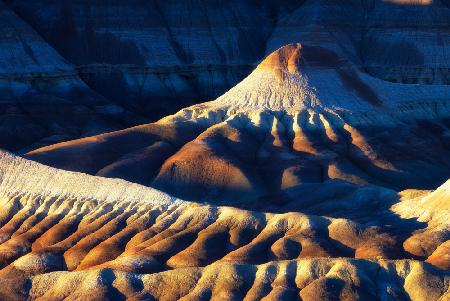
[27,43,450,207]
[0,151,449,300]
[2,42,449,301]
[2,0,450,151]
[0,0,449,300]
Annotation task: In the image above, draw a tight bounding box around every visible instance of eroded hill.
[0,151,448,300]
[2,0,450,150]
[26,44,450,208]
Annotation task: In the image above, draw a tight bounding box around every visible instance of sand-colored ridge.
[22,41,450,210]
[0,151,448,300]
[256,43,304,81]
[3,41,450,300]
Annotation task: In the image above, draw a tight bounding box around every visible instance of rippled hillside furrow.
[24,44,450,209]
[0,152,448,300]
[0,191,390,273]
[15,260,448,301]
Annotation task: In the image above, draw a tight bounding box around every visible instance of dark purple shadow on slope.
[302,45,383,106]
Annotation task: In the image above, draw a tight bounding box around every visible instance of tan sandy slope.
[0,151,448,300]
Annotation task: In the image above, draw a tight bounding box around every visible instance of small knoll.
[206,42,450,113]
[395,179,450,224]
[4,259,448,301]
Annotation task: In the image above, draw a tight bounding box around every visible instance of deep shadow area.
[99,269,127,301]
[4,0,302,127]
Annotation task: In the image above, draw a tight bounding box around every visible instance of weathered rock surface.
[0,1,141,152]
[2,0,450,151]
[267,0,450,84]
[5,0,300,121]
[1,2,450,300]
[0,151,448,300]
[26,43,450,208]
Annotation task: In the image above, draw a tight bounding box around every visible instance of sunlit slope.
[0,151,448,299]
[26,44,450,207]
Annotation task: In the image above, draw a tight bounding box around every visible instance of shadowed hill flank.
[3,0,450,151]
[0,2,134,152]
[25,43,450,208]
[0,151,448,300]
[3,0,303,139]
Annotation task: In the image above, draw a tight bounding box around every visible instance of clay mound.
[24,43,450,207]
[4,259,449,301]
[26,105,450,208]
[0,151,448,300]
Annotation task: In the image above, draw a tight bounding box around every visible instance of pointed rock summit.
[256,43,304,81]
[213,43,319,111]
[210,42,385,112]
[207,38,450,117]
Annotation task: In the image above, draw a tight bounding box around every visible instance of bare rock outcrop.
[26,43,450,207]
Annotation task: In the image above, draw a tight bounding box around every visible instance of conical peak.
[210,43,320,111]
[211,42,389,112]
[257,43,304,81]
